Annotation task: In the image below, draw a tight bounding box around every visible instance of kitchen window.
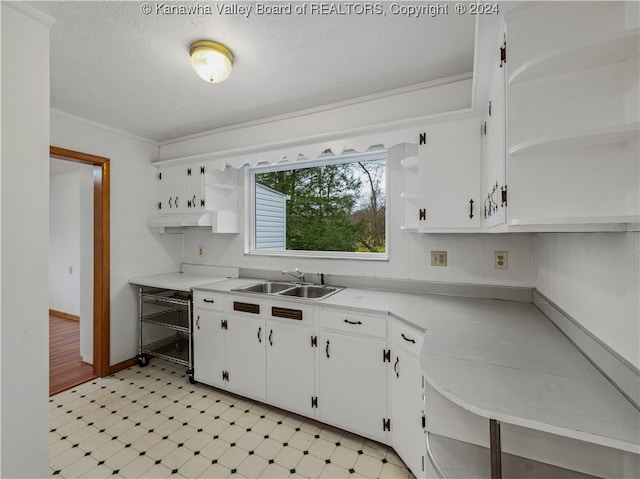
[247,148,387,259]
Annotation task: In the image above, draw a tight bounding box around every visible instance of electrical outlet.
[430,251,447,267]
[198,245,204,257]
[494,251,508,270]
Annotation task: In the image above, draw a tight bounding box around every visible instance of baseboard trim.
[533,290,640,409]
[49,309,80,321]
[109,357,138,375]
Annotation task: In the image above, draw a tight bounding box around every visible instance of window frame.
[245,149,389,261]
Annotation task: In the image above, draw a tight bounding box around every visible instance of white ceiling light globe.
[190,40,234,84]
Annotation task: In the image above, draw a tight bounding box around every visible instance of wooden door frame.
[50,146,111,377]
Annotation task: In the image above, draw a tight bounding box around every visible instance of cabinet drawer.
[320,309,387,338]
[391,320,424,356]
[193,291,224,311]
[268,302,315,326]
[225,296,265,316]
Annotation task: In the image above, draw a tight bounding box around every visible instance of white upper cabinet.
[157,165,190,213]
[156,162,239,233]
[417,117,482,231]
[504,2,639,230]
[481,19,507,230]
[399,116,482,233]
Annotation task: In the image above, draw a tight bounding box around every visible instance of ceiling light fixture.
[189,40,234,83]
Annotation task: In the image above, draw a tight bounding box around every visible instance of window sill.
[247,249,388,261]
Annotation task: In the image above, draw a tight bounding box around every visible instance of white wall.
[1,3,52,477]
[49,169,81,316]
[534,232,640,370]
[181,144,535,287]
[160,76,473,161]
[50,111,183,366]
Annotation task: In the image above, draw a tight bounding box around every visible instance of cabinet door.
[225,315,266,401]
[483,41,507,228]
[158,165,189,213]
[187,164,205,211]
[266,322,315,417]
[418,117,482,230]
[193,309,225,388]
[391,348,426,477]
[319,332,387,442]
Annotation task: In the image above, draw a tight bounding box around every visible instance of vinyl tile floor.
[49,359,415,478]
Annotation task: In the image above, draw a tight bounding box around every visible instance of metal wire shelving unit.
[137,287,194,383]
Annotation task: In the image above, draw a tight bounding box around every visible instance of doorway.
[50,146,110,379]
[49,158,95,395]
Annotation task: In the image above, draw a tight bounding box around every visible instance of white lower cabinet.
[194,294,430,479]
[193,306,266,400]
[225,314,266,401]
[391,320,427,477]
[266,320,315,417]
[193,308,225,388]
[194,296,315,414]
[391,346,426,476]
[319,310,389,442]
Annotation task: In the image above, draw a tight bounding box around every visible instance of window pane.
[253,153,386,255]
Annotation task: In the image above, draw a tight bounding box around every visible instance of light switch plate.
[431,251,448,267]
[494,251,508,270]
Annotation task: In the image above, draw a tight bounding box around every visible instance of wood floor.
[49,314,96,396]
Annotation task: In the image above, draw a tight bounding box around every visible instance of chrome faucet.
[282,268,305,284]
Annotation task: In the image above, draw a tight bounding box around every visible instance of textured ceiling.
[34,1,476,143]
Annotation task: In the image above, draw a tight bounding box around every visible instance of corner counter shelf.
[137,287,194,382]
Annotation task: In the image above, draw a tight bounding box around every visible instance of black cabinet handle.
[175,196,179,208]
[343,319,362,325]
[169,197,173,208]
[203,299,215,304]
[325,340,330,358]
[394,356,400,378]
[196,316,200,330]
[268,329,273,346]
[192,195,196,208]
[469,199,474,219]
[401,333,416,344]
[257,327,262,343]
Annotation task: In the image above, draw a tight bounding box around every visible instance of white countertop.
[128,272,232,292]
[194,278,640,454]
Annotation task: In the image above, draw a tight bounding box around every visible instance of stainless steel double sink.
[231,281,342,300]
